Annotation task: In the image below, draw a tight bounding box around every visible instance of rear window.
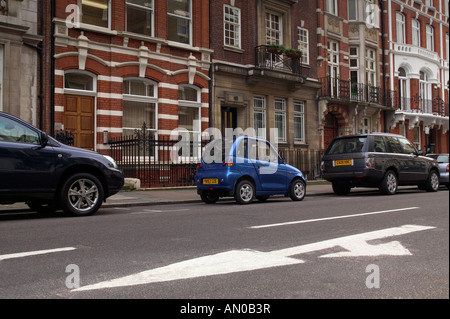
[326,137,367,155]
[202,139,229,163]
[428,154,449,163]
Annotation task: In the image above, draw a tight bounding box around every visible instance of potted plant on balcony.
[285,48,302,59]
[266,44,285,55]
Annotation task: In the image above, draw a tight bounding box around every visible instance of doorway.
[221,107,237,137]
[63,94,95,150]
[324,113,338,150]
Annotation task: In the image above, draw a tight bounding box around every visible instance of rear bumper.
[439,172,449,185]
[195,171,240,195]
[322,168,384,186]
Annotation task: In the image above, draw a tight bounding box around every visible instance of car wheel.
[290,179,306,201]
[425,170,439,192]
[379,170,397,195]
[234,180,254,204]
[60,173,104,216]
[332,181,351,196]
[200,191,219,204]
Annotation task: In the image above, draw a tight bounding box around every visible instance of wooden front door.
[64,95,95,150]
[323,113,338,151]
[221,107,237,137]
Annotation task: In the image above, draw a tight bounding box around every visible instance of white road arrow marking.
[73,224,434,292]
[0,247,76,261]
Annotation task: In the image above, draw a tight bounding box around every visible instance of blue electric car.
[195,136,306,204]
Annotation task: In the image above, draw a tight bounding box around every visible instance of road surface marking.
[0,247,76,261]
[132,208,190,214]
[249,207,419,229]
[73,224,434,292]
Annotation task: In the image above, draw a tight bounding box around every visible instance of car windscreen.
[326,137,367,155]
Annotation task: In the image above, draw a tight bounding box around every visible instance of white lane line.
[73,224,434,292]
[0,247,76,261]
[132,209,190,214]
[249,207,420,229]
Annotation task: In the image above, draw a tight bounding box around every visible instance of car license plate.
[203,178,219,185]
[335,159,353,166]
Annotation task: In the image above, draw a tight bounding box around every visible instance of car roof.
[334,132,404,139]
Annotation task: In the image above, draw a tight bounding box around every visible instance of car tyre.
[200,191,219,204]
[424,170,439,192]
[234,180,255,205]
[60,173,104,216]
[379,170,397,195]
[289,179,306,201]
[332,181,351,196]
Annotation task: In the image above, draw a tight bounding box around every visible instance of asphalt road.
[0,188,448,305]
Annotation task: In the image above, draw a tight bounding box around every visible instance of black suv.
[0,112,124,216]
[320,133,440,195]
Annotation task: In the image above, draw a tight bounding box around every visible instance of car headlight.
[103,155,118,169]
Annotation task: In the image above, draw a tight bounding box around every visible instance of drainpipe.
[50,0,55,136]
[379,0,388,132]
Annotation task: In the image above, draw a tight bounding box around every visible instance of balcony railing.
[319,76,396,108]
[398,96,448,117]
[255,45,302,75]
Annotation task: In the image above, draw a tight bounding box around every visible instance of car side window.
[0,116,40,145]
[385,136,403,154]
[373,136,387,153]
[398,137,417,154]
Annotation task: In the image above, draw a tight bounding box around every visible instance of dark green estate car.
[320,133,440,195]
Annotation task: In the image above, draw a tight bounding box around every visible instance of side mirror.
[417,150,424,156]
[40,132,48,147]
[279,157,287,164]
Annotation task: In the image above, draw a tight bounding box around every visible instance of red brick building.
[316,0,396,151]
[382,0,449,153]
[209,0,322,178]
[49,0,211,153]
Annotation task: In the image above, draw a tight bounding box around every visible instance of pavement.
[0,181,337,212]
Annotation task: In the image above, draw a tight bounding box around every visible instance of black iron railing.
[319,76,397,108]
[255,45,302,75]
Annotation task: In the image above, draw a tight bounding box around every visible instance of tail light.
[198,162,202,169]
[365,157,375,168]
[320,161,325,172]
[222,157,233,167]
[446,164,449,173]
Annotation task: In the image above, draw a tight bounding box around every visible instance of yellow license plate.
[335,159,353,166]
[203,178,219,185]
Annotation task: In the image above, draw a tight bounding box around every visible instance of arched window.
[64,71,95,91]
[178,84,201,158]
[122,78,158,138]
[412,19,420,47]
[426,24,434,51]
[398,67,409,111]
[396,12,405,44]
[419,71,432,113]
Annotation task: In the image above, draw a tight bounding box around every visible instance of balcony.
[393,43,440,64]
[255,45,303,76]
[397,96,449,117]
[318,77,396,108]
